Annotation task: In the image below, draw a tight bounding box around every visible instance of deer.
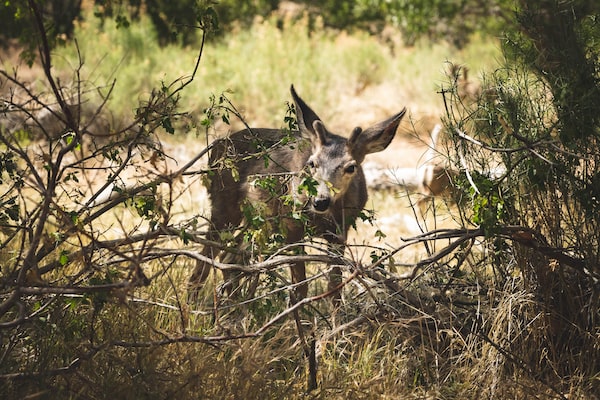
[189,85,406,303]
[416,124,459,213]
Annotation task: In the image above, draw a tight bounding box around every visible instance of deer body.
[189,86,405,301]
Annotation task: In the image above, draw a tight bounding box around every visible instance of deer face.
[304,134,360,213]
[291,85,406,214]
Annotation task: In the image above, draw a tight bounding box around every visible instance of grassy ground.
[51,13,500,131]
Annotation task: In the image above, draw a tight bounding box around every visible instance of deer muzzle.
[312,196,331,213]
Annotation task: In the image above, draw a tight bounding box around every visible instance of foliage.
[0,0,82,40]
[0,2,213,397]
[2,0,514,51]
[308,0,514,46]
[89,0,517,47]
[0,0,83,65]
[93,0,221,46]
[439,0,600,393]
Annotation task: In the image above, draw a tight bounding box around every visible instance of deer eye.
[344,163,357,174]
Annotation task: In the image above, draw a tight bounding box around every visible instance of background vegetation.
[1,0,599,399]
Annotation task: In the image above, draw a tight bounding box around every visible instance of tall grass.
[55,13,501,134]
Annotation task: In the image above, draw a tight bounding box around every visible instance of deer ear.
[348,127,363,147]
[349,108,406,162]
[291,85,325,143]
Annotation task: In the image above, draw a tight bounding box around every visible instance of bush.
[437,0,600,393]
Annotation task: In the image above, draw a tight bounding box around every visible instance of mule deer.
[417,124,459,212]
[189,85,406,302]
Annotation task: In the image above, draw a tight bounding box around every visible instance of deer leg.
[290,259,308,301]
[286,226,307,301]
[188,197,243,302]
[188,238,219,302]
[328,265,342,300]
[327,243,345,305]
[220,249,243,297]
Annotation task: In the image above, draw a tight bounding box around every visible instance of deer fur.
[417,124,459,212]
[189,85,406,302]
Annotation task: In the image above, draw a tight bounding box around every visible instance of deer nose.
[312,197,330,213]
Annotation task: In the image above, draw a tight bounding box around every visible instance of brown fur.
[417,124,459,212]
[417,164,458,210]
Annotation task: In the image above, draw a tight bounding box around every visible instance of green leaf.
[375,229,386,240]
[162,117,175,134]
[59,251,69,266]
[115,14,130,29]
[69,211,79,225]
[179,229,192,245]
[298,176,318,196]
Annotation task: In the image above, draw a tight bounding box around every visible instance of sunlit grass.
[54,13,501,135]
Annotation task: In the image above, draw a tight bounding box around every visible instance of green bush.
[440,0,600,391]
